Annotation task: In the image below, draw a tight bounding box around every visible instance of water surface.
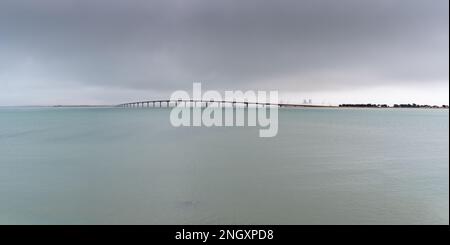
[0,107,448,224]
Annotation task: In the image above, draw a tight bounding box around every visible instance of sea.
[0,107,448,224]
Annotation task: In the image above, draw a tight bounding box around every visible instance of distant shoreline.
[339,104,449,109]
[0,105,114,108]
[0,104,448,110]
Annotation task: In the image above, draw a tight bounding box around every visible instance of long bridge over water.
[117,99,324,108]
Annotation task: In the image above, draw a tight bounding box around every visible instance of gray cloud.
[0,0,448,104]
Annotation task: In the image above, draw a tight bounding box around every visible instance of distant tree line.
[392,104,448,109]
[339,104,449,109]
[339,104,388,108]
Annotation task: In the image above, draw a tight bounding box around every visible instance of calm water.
[0,107,448,224]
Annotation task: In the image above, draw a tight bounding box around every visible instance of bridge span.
[117,99,318,108]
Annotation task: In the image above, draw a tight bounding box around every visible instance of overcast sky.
[0,0,448,106]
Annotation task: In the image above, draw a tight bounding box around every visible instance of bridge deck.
[117,100,325,108]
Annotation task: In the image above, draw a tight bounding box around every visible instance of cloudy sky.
[0,0,448,106]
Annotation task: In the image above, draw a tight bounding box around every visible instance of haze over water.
[0,107,448,224]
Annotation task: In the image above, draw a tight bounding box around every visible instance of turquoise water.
[0,107,448,224]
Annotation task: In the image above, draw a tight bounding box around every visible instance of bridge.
[117,99,324,108]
